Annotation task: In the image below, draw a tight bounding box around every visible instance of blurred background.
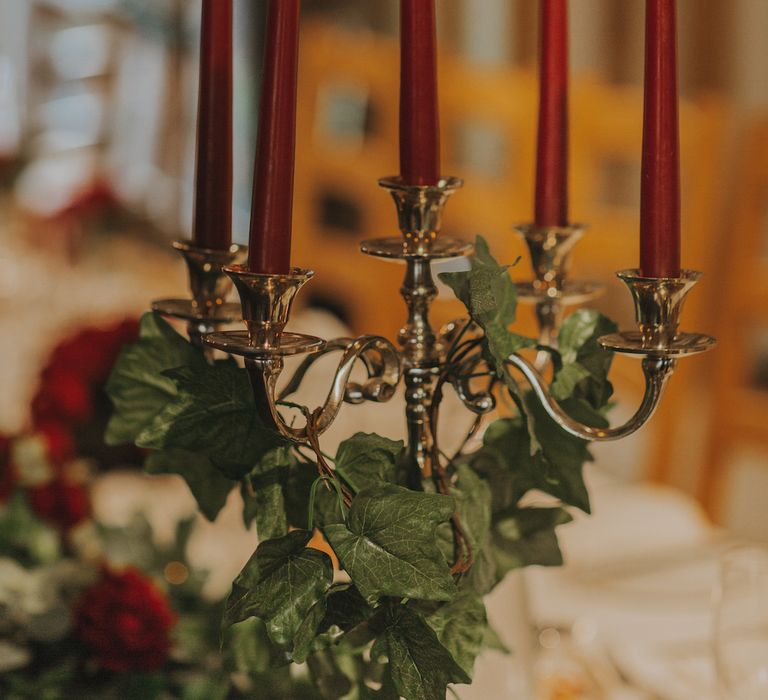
[1,1,768,698]
[1,0,765,531]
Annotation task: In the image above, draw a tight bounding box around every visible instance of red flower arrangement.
[31,319,139,427]
[75,567,177,672]
[26,479,91,531]
[0,319,140,531]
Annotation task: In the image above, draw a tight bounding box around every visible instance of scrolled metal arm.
[505,353,676,441]
[448,352,497,415]
[248,335,401,443]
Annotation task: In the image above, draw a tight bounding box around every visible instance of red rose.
[52,323,133,385]
[36,420,75,466]
[30,319,139,426]
[75,567,176,672]
[27,478,90,530]
[32,366,92,424]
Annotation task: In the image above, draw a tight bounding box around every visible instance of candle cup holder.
[152,171,715,482]
[377,176,465,256]
[598,269,717,357]
[153,240,247,347]
[203,266,400,443]
[504,267,715,441]
[514,223,603,351]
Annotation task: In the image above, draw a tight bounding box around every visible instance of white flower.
[0,640,31,672]
[0,558,53,617]
[11,435,53,487]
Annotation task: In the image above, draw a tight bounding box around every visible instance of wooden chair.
[292,22,726,486]
[701,117,768,519]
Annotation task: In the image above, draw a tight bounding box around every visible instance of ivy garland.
[105,236,616,700]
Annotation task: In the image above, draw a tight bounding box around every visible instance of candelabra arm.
[449,352,497,416]
[202,265,402,445]
[505,352,675,441]
[244,335,400,443]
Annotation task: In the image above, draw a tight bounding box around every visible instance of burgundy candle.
[399,0,440,186]
[248,0,300,274]
[639,0,681,278]
[192,0,232,251]
[534,0,569,228]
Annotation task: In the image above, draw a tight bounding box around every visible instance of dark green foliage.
[102,236,617,700]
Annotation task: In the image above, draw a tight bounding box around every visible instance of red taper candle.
[192,0,232,250]
[534,0,569,227]
[248,0,300,274]
[399,0,440,186]
[640,0,681,278]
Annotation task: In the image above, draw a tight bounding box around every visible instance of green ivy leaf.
[145,449,234,522]
[373,603,470,700]
[306,649,353,700]
[554,310,617,407]
[421,592,487,679]
[242,480,287,541]
[282,460,315,530]
[223,530,333,648]
[136,363,286,479]
[492,506,572,574]
[105,312,205,445]
[334,433,404,493]
[324,484,456,603]
[223,617,290,674]
[321,585,373,633]
[550,362,592,401]
[439,236,535,382]
[483,623,510,654]
[241,446,293,539]
[477,411,594,514]
[527,395,608,513]
[292,596,328,663]
[436,464,497,595]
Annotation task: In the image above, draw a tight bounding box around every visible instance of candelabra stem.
[364,175,468,482]
[532,297,563,369]
[399,257,441,479]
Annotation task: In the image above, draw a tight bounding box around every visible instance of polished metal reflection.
[618,269,706,347]
[514,224,602,363]
[152,240,247,348]
[379,176,463,255]
[369,177,470,476]
[174,240,247,314]
[515,223,586,295]
[224,266,315,349]
[176,174,718,476]
[246,335,401,442]
[201,268,400,444]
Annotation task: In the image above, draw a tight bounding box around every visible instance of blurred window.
[314,82,373,150]
[452,120,508,180]
[597,157,640,209]
[49,24,111,80]
[316,189,363,237]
